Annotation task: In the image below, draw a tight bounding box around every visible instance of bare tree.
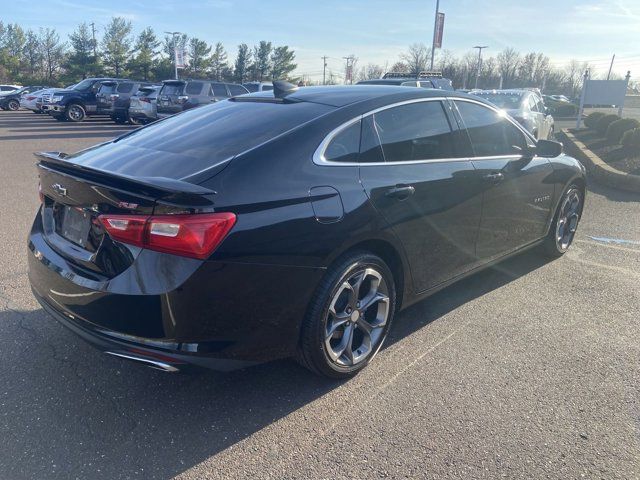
[357,63,384,81]
[497,47,521,88]
[400,43,431,75]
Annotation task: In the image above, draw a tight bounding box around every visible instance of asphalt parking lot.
[1,109,639,480]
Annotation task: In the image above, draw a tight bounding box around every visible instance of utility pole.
[89,22,97,58]
[607,54,616,80]
[473,45,488,89]
[164,31,182,80]
[322,56,328,85]
[429,0,440,70]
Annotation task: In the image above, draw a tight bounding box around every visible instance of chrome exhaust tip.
[105,351,180,372]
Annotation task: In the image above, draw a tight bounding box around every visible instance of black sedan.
[28,84,586,378]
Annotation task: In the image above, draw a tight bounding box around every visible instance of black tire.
[7,99,20,111]
[113,116,128,125]
[128,115,143,125]
[297,251,396,379]
[542,184,583,258]
[65,103,86,122]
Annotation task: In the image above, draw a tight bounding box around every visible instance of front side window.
[373,101,454,162]
[455,101,528,157]
[324,120,361,163]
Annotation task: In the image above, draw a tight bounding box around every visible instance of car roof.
[247,85,480,108]
[474,89,530,96]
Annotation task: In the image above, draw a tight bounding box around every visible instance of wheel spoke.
[325,310,350,339]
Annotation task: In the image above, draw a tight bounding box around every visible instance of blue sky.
[4,0,640,80]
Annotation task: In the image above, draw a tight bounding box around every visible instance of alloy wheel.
[67,105,84,121]
[8,100,19,111]
[324,267,390,367]
[555,188,581,252]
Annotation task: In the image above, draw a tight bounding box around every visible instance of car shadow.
[0,249,551,479]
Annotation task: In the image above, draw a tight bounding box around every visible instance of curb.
[558,129,640,194]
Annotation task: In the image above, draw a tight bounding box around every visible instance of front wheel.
[297,252,396,379]
[65,103,86,122]
[7,99,20,111]
[543,185,583,257]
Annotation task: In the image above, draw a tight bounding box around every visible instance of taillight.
[110,94,119,100]
[140,97,151,103]
[98,213,236,260]
[26,96,36,101]
[177,95,189,104]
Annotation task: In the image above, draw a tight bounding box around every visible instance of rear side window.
[99,83,116,94]
[262,85,274,91]
[117,83,134,94]
[419,81,434,89]
[243,83,259,92]
[227,84,248,96]
[373,101,454,162]
[324,120,360,163]
[185,82,203,95]
[161,83,185,95]
[211,84,227,97]
[455,101,528,157]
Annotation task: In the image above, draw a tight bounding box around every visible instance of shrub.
[621,128,640,150]
[606,118,640,144]
[595,114,621,135]
[584,111,605,129]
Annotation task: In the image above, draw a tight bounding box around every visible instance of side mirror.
[535,139,562,158]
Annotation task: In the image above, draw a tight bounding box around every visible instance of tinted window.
[161,83,184,95]
[324,121,360,163]
[228,84,248,96]
[528,95,538,112]
[185,82,203,95]
[99,83,116,94]
[455,101,528,157]
[419,81,434,89]
[373,101,454,162]
[243,83,259,92]
[262,85,274,91]
[401,81,417,87]
[359,116,385,163]
[117,82,134,94]
[212,83,227,97]
[66,100,332,179]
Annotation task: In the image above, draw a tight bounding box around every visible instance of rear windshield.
[161,83,185,95]
[66,100,333,179]
[473,93,523,109]
[135,87,158,97]
[117,83,134,93]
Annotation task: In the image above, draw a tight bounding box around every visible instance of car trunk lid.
[157,81,186,114]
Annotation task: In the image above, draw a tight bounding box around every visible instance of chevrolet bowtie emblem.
[51,183,67,197]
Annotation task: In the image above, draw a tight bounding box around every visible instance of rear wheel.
[543,185,583,257]
[7,99,19,111]
[297,252,396,379]
[65,103,86,122]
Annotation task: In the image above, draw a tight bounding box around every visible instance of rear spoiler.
[35,151,216,207]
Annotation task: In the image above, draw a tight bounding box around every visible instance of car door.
[453,99,556,261]
[358,99,485,293]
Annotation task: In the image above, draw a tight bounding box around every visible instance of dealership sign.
[434,13,445,49]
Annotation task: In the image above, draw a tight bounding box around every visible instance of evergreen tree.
[209,42,228,81]
[101,17,133,77]
[129,27,159,80]
[233,43,251,83]
[23,30,43,77]
[188,38,211,78]
[66,23,98,79]
[270,45,296,80]
[39,28,65,81]
[251,41,272,81]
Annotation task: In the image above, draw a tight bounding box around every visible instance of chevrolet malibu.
[28,84,585,378]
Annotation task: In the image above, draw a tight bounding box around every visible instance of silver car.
[471,89,554,140]
[128,85,161,124]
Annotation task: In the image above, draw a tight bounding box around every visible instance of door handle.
[483,172,504,183]
[385,185,415,200]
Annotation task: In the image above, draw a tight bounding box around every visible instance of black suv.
[156,79,249,117]
[357,71,454,90]
[45,77,129,122]
[0,85,49,111]
[96,80,153,124]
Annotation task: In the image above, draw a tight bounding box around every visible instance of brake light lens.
[110,94,119,100]
[177,95,189,104]
[140,97,151,103]
[98,213,236,259]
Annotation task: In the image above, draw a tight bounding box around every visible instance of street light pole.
[164,31,182,80]
[429,0,440,70]
[473,45,488,89]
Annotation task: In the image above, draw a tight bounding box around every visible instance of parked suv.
[0,85,49,111]
[128,85,162,124]
[156,79,249,118]
[96,80,152,124]
[357,71,454,90]
[242,81,274,92]
[471,89,554,140]
[45,78,128,122]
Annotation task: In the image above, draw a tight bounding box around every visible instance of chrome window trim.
[313,96,535,167]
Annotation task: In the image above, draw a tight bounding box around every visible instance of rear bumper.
[129,108,156,120]
[32,288,256,372]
